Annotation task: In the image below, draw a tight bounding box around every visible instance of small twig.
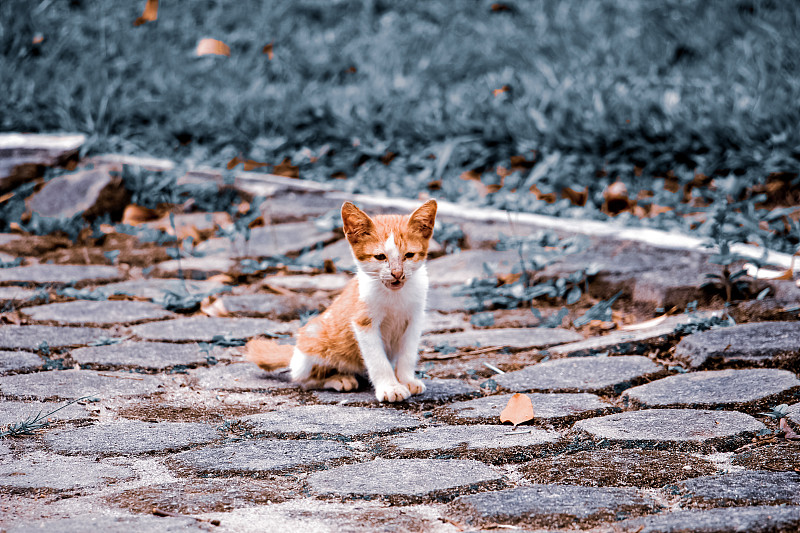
[483,362,505,374]
[152,508,220,526]
[97,373,145,381]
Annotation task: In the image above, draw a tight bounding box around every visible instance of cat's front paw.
[375,383,411,402]
[323,374,359,392]
[400,377,426,395]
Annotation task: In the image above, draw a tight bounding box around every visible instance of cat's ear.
[341,202,376,243]
[408,199,437,240]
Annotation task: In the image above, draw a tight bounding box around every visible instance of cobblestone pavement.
[1,139,799,532]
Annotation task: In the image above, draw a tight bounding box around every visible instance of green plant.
[0,396,93,438]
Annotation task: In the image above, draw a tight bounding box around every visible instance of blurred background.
[2,0,799,250]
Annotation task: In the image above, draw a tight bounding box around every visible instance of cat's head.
[341,200,437,291]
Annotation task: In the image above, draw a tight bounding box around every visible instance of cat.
[246,199,437,402]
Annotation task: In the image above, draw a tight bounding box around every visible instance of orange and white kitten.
[246,199,437,402]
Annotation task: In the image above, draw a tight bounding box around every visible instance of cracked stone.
[3,515,210,533]
[0,350,43,373]
[622,368,800,410]
[191,362,295,391]
[573,409,765,451]
[426,250,519,286]
[43,420,219,455]
[422,328,582,352]
[0,370,163,400]
[0,325,110,350]
[388,424,560,453]
[197,222,338,259]
[444,392,615,425]
[0,264,122,286]
[128,316,290,341]
[613,506,800,533]
[70,341,212,370]
[0,452,136,491]
[674,321,800,371]
[171,438,353,474]
[448,484,658,529]
[240,405,422,437]
[309,458,503,501]
[313,379,479,405]
[494,355,664,394]
[21,300,174,326]
[675,471,800,507]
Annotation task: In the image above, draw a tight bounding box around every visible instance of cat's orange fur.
[246,199,437,402]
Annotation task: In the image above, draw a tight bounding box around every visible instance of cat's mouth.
[385,279,405,290]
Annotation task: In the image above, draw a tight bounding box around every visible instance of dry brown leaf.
[499,393,534,426]
[492,85,511,97]
[196,38,230,57]
[562,186,588,206]
[460,170,481,181]
[620,314,668,332]
[0,192,15,204]
[780,418,800,440]
[201,296,229,317]
[744,259,796,281]
[262,42,274,60]
[32,34,44,44]
[602,180,632,215]
[273,158,299,178]
[206,274,235,285]
[134,0,158,26]
[226,155,242,170]
[243,159,269,171]
[122,204,161,225]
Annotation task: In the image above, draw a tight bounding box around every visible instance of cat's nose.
[391,268,404,280]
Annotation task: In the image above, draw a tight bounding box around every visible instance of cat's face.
[341,200,437,291]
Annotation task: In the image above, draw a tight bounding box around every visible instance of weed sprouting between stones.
[0,396,94,438]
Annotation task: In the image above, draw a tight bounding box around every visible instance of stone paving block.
[308,458,504,502]
[0,325,110,350]
[426,285,472,313]
[0,350,43,373]
[481,308,543,329]
[388,424,561,454]
[197,222,338,259]
[0,286,41,306]
[0,370,163,400]
[43,419,219,455]
[21,300,175,326]
[444,392,614,425]
[191,362,295,391]
[70,341,212,370]
[240,405,422,437]
[3,515,210,533]
[26,165,127,221]
[574,409,766,451]
[260,190,343,223]
[426,250,520,286]
[448,484,658,529]
[0,132,84,192]
[521,449,717,487]
[216,292,326,320]
[789,402,800,425]
[612,505,800,533]
[494,355,664,394]
[265,273,350,292]
[632,268,709,310]
[0,264,122,286]
[422,328,582,352]
[422,311,469,334]
[0,452,136,491]
[622,368,800,410]
[96,278,228,301]
[170,438,354,475]
[732,442,800,472]
[128,316,290,341]
[154,255,237,280]
[312,379,479,405]
[674,321,800,371]
[0,399,91,425]
[297,238,356,272]
[675,471,800,507]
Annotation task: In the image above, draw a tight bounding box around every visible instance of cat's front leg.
[352,322,410,402]
[395,316,426,395]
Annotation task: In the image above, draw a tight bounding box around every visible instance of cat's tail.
[244,338,293,370]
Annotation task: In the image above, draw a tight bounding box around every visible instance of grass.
[2,0,800,251]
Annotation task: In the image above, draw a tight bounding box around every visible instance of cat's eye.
[374,254,386,261]
[404,252,415,259]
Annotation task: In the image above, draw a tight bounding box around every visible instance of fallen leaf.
[620,314,668,331]
[272,158,299,178]
[562,186,588,206]
[493,85,511,97]
[602,180,633,215]
[134,0,158,26]
[243,159,269,171]
[331,171,348,179]
[227,155,243,170]
[427,180,442,190]
[491,3,513,12]
[122,204,161,226]
[201,296,229,317]
[32,34,44,44]
[196,38,230,57]
[744,258,796,281]
[262,42,274,60]
[499,393,534,426]
[780,418,800,440]
[460,170,482,181]
[206,274,235,285]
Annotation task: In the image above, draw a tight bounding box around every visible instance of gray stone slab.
[632,268,710,310]
[0,264,122,286]
[265,273,350,292]
[43,419,219,455]
[423,312,469,334]
[171,438,353,474]
[0,399,91,425]
[216,292,325,320]
[0,325,110,350]
[622,369,800,410]
[574,409,765,450]
[674,321,800,371]
[197,222,338,259]
[426,250,520,286]
[240,405,422,437]
[21,300,174,326]
[4,515,209,533]
[309,458,503,501]
[26,166,126,220]
[389,424,560,452]
[96,278,228,300]
[154,255,237,279]
[521,449,717,487]
[789,402,800,425]
[0,286,41,305]
[613,505,800,533]
[449,484,658,529]
[128,316,289,341]
[676,471,800,506]
[445,392,614,424]
[426,285,472,313]
[191,362,295,391]
[0,370,163,400]
[0,452,136,490]
[423,328,583,352]
[0,350,43,373]
[260,191,343,223]
[297,238,356,272]
[0,132,84,192]
[494,355,664,394]
[70,341,211,370]
[313,379,479,405]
